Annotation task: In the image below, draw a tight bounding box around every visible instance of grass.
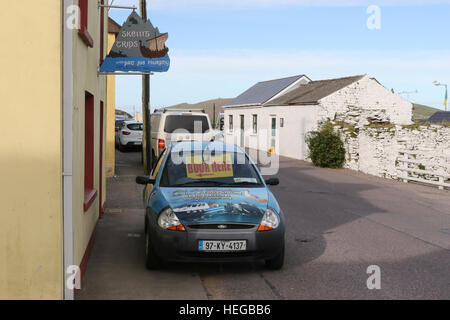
[413,104,442,121]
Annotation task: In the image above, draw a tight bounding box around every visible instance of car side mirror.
[136,176,156,185]
[265,178,280,186]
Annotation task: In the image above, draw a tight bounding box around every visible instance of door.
[240,115,245,148]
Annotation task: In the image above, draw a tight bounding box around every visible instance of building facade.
[224,75,413,161]
[0,1,108,299]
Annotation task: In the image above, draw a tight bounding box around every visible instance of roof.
[225,75,308,107]
[427,111,450,123]
[268,75,366,105]
[108,17,121,35]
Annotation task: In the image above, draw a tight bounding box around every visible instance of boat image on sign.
[139,33,169,58]
[173,203,224,214]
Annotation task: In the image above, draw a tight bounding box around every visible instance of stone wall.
[319,75,413,126]
[336,123,450,181]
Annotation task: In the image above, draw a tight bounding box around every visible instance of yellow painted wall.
[72,0,107,270]
[106,33,116,178]
[0,1,63,299]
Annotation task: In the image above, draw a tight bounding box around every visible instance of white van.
[150,109,213,160]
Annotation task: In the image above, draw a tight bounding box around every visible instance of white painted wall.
[224,105,319,160]
[339,124,450,180]
[319,75,413,126]
[224,75,413,163]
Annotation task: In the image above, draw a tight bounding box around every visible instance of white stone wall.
[338,124,450,180]
[319,75,413,126]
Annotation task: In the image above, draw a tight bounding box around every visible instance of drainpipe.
[63,0,74,300]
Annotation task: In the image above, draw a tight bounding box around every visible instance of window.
[84,92,97,212]
[160,151,263,188]
[127,124,144,131]
[229,115,233,132]
[78,0,94,47]
[252,115,258,134]
[280,118,285,128]
[164,115,210,134]
[271,117,277,137]
[99,0,105,64]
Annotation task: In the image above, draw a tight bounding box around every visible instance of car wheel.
[118,140,125,152]
[265,243,285,270]
[145,229,161,270]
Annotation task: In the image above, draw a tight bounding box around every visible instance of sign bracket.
[98,2,137,10]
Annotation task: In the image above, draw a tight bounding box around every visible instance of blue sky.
[108,0,450,115]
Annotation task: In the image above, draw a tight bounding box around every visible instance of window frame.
[229,115,233,132]
[252,114,258,134]
[84,92,97,212]
[78,0,94,48]
[99,0,105,63]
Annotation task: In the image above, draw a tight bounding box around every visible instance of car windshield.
[160,150,263,188]
[164,115,210,134]
[127,123,143,131]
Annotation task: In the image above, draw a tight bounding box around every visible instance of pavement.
[76,149,450,300]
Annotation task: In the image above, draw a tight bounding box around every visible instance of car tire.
[118,140,125,152]
[265,243,285,270]
[145,229,162,270]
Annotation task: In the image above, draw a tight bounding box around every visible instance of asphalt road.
[76,149,450,300]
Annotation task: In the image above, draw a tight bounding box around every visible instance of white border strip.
[63,0,74,301]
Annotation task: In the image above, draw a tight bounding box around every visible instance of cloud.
[110,0,450,11]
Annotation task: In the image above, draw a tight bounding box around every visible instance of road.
[76,149,450,300]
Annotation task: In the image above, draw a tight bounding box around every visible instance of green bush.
[306,123,346,168]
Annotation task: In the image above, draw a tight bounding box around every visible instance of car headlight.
[158,208,186,231]
[258,208,280,232]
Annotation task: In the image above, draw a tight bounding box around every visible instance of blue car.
[136,141,285,270]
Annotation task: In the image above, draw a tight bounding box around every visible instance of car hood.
[160,187,269,225]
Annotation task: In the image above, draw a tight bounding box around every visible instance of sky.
[107,0,450,115]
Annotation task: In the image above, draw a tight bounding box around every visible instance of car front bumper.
[148,221,285,263]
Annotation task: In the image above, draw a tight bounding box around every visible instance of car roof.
[163,111,208,116]
[169,141,245,153]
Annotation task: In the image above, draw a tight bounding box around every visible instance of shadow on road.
[75,149,450,300]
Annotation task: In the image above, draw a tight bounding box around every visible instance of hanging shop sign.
[99,11,170,74]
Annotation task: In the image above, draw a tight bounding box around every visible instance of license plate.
[134,142,142,145]
[198,240,247,252]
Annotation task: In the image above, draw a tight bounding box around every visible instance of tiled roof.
[267,75,366,105]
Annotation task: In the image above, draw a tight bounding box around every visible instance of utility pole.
[140,0,152,174]
[213,103,216,129]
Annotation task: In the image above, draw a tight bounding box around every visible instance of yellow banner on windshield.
[186,154,234,179]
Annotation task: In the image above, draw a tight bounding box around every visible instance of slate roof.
[428,111,450,123]
[267,75,366,105]
[224,75,308,107]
